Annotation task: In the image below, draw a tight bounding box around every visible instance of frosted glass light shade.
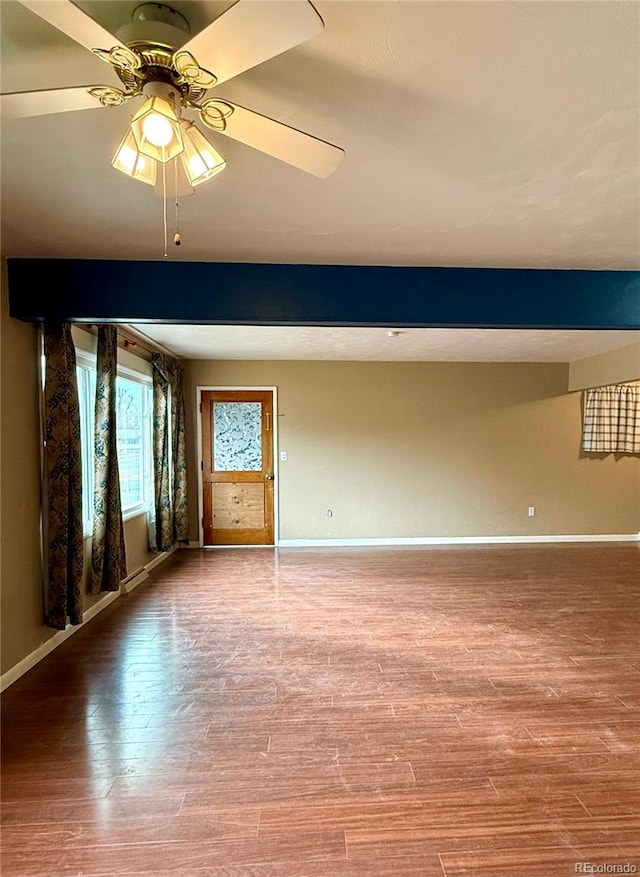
[180,122,225,187]
[112,129,157,185]
[131,96,184,164]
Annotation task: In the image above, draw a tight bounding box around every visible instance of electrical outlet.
[280,451,287,462]
[528,506,535,517]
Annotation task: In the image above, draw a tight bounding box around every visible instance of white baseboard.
[0,546,178,692]
[198,542,278,551]
[187,540,277,549]
[145,543,179,570]
[278,534,640,548]
[0,589,120,693]
[121,567,149,594]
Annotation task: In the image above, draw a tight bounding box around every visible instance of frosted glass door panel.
[213,402,262,471]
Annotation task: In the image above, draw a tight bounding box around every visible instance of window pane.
[116,378,147,509]
[76,366,96,531]
[213,402,262,471]
[74,365,152,529]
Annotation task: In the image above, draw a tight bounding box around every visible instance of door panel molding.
[196,386,278,547]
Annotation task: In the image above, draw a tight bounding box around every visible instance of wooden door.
[201,390,274,545]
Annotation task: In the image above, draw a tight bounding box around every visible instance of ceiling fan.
[1,0,345,192]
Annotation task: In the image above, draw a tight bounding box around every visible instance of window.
[76,363,97,533]
[582,383,640,454]
[74,350,153,534]
[116,374,153,513]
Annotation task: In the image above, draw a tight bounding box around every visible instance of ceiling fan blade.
[0,86,104,118]
[15,0,128,56]
[180,0,324,87]
[205,101,344,178]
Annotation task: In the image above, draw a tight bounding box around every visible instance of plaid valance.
[582,384,640,454]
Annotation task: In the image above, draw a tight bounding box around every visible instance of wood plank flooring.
[1,544,639,876]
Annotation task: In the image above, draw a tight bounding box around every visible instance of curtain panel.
[582,384,640,454]
[169,360,189,543]
[152,354,172,551]
[91,326,127,593]
[152,353,189,551]
[43,324,84,630]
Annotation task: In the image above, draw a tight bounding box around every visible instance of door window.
[213,401,263,471]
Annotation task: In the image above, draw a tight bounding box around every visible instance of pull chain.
[162,160,168,260]
[174,158,181,246]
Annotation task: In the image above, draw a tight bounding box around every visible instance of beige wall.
[569,342,640,391]
[184,360,640,542]
[1,266,156,676]
[0,261,54,673]
[124,513,155,575]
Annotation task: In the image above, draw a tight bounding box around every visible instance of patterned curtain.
[152,353,189,551]
[582,384,640,454]
[91,326,127,593]
[169,360,189,543]
[152,353,173,551]
[43,324,84,630]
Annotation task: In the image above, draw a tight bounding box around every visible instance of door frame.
[195,386,279,548]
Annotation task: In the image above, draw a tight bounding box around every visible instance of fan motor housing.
[113,4,207,102]
[116,3,190,51]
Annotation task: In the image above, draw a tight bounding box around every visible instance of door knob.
[265,473,274,481]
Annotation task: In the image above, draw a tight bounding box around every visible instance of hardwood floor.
[1,544,639,876]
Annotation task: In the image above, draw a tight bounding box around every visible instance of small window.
[76,364,96,534]
[116,376,153,513]
[582,384,640,455]
[74,359,153,533]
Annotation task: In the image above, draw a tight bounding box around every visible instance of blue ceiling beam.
[7,259,640,328]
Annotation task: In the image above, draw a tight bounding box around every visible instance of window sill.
[122,505,150,523]
[82,506,149,538]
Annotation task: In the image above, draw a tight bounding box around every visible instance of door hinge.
[200,460,204,471]
[199,402,202,413]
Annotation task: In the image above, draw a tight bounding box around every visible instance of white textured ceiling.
[1,0,639,267]
[130,325,640,362]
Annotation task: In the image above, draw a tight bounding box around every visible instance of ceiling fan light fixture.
[130,85,184,163]
[112,129,157,185]
[142,112,174,147]
[180,122,226,187]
